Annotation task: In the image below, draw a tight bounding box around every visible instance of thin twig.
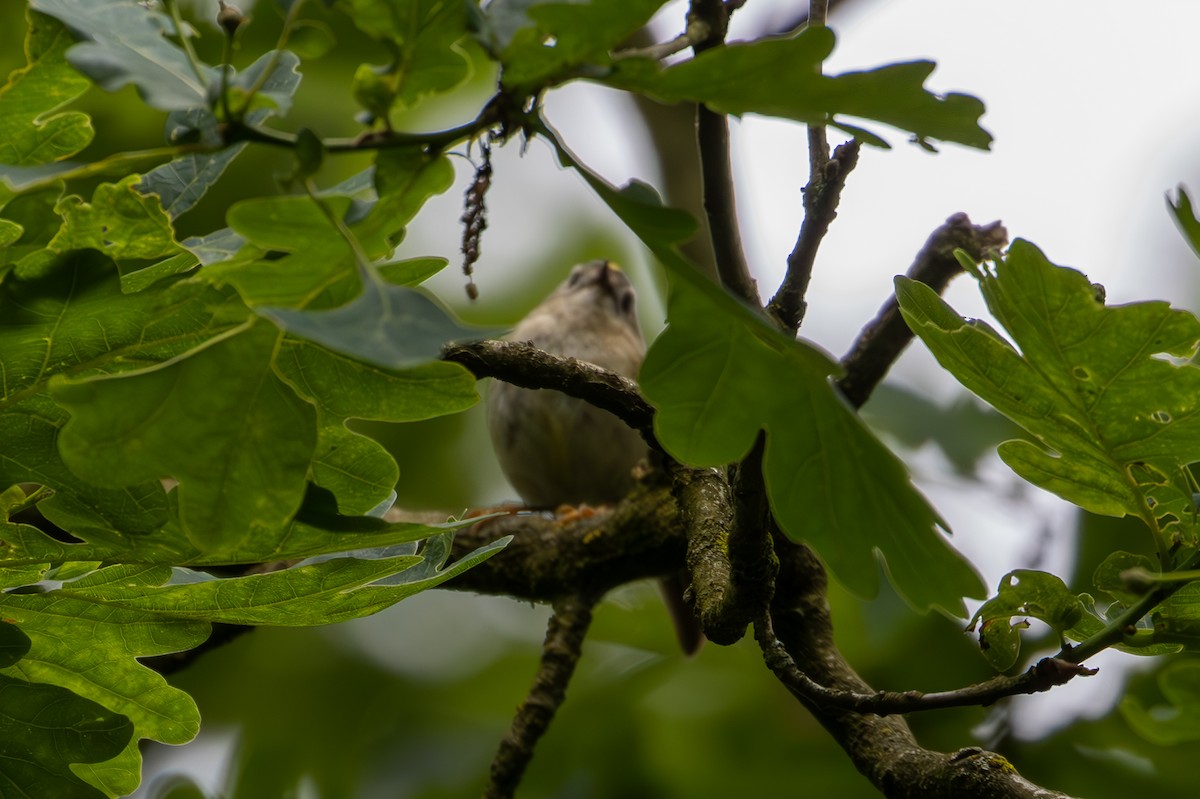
[687,0,761,307]
[836,213,1008,408]
[755,614,1096,716]
[483,595,595,799]
[443,341,657,447]
[766,140,860,331]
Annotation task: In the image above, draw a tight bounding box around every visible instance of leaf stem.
[1060,549,1200,664]
[233,0,308,118]
[162,0,210,88]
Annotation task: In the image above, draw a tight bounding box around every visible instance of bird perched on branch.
[486,260,703,654]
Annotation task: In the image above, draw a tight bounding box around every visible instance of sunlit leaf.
[0,11,92,168]
[49,174,182,260]
[898,240,1200,552]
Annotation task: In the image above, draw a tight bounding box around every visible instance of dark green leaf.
[0,621,32,668]
[0,674,134,799]
[481,0,666,91]
[260,277,485,370]
[52,322,317,552]
[137,52,303,219]
[30,0,216,111]
[605,27,991,149]
[539,122,983,614]
[0,11,93,168]
[56,532,508,625]
[898,240,1200,552]
[273,338,477,512]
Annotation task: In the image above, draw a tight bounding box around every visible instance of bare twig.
[768,538,1079,799]
[767,139,861,331]
[443,340,656,446]
[484,594,596,799]
[688,0,761,307]
[755,614,1096,716]
[836,213,1008,408]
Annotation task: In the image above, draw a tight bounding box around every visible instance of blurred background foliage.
[5,1,1199,796]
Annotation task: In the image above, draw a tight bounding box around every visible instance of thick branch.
[484,595,595,799]
[836,213,1008,408]
[769,540,1075,798]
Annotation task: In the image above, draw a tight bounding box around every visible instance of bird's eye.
[566,269,584,288]
[619,288,635,317]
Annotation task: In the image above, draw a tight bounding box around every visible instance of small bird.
[487,260,703,654]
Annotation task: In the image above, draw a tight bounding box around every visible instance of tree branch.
[756,614,1096,716]
[443,340,656,446]
[484,594,595,799]
[768,539,1079,799]
[767,139,861,331]
[836,213,1008,408]
[688,0,761,307]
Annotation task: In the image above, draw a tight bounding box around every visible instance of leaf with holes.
[898,239,1200,552]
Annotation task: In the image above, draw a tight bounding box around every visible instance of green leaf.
[338,0,474,112]
[260,276,485,370]
[52,321,318,552]
[0,251,250,537]
[56,531,508,626]
[137,51,304,219]
[0,674,134,799]
[0,589,206,792]
[1168,185,1200,263]
[605,26,991,149]
[969,568,1178,670]
[273,338,478,512]
[538,121,982,614]
[288,19,337,60]
[49,174,183,260]
[0,621,32,668]
[30,0,216,112]
[969,570,1100,670]
[480,0,667,91]
[642,273,983,614]
[0,11,93,168]
[897,239,1200,551]
[1122,660,1200,744]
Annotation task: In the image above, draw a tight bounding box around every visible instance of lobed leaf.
[30,0,216,112]
[603,26,991,149]
[479,0,667,91]
[52,321,318,552]
[539,121,984,614]
[0,11,93,169]
[137,51,304,219]
[898,240,1200,551]
[0,674,134,799]
[339,0,475,112]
